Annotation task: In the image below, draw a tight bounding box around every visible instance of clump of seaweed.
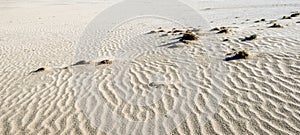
[290,12,300,17]
[158,30,165,33]
[254,19,266,23]
[282,16,292,19]
[179,30,199,42]
[210,27,220,31]
[98,60,112,65]
[223,39,229,42]
[281,12,299,20]
[242,34,258,41]
[225,50,250,61]
[148,82,165,89]
[268,23,284,28]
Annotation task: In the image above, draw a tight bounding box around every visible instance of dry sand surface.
[0,0,300,134]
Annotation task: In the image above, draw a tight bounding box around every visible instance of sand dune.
[0,0,299,134]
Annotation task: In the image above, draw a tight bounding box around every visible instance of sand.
[0,0,299,134]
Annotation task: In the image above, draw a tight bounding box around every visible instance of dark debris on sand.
[148,30,157,34]
[281,12,299,19]
[268,23,284,28]
[98,60,112,65]
[71,60,90,66]
[282,16,292,20]
[225,50,250,61]
[254,19,266,23]
[241,34,257,41]
[223,39,229,42]
[211,27,231,34]
[158,30,165,33]
[179,30,199,43]
[290,12,300,17]
[29,67,46,74]
[217,29,230,34]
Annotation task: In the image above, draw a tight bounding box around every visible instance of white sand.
[0,0,299,134]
